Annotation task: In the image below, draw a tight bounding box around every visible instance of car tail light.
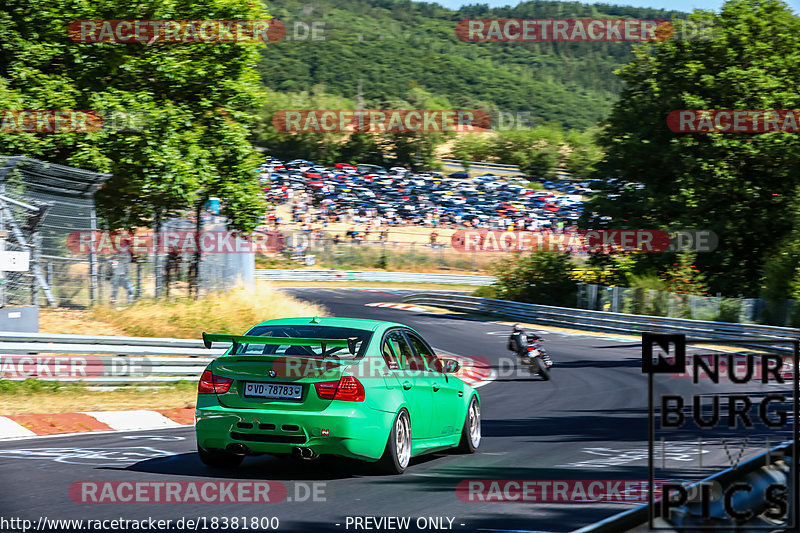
[198,370,233,394]
[314,381,338,400]
[527,346,535,351]
[315,376,365,402]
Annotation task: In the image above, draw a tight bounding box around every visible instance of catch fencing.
[579,283,795,326]
[0,155,251,308]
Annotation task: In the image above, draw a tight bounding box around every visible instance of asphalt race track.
[0,288,792,532]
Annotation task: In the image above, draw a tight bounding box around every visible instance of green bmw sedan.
[195,316,481,474]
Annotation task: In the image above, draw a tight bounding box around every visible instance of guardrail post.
[588,284,598,310]
[89,207,98,304]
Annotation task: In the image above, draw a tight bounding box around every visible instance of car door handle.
[432,384,440,392]
[458,391,463,397]
[403,381,412,390]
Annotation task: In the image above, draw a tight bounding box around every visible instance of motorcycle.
[518,335,552,380]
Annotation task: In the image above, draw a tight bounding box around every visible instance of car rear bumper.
[195,402,393,461]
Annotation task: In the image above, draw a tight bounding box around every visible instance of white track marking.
[0,417,36,439]
[81,410,182,431]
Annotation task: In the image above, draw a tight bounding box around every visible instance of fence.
[401,292,800,353]
[0,331,467,384]
[255,269,495,285]
[437,158,521,171]
[275,232,505,273]
[0,155,110,308]
[0,332,219,385]
[0,156,252,308]
[578,283,795,326]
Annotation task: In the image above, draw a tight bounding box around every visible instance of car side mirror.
[442,359,460,373]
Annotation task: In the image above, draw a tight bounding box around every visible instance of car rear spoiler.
[202,333,359,355]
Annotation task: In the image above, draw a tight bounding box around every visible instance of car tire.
[197,445,244,469]
[376,409,411,475]
[457,395,481,453]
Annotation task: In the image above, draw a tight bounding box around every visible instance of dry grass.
[89,284,327,338]
[18,287,327,416]
[39,308,130,336]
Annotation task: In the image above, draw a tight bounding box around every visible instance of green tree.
[586,0,800,297]
[490,252,578,307]
[450,134,492,165]
[564,127,604,177]
[662,252,709,295]
[0,0,269,296]
[254,87,355,164]
[490,126,564,177]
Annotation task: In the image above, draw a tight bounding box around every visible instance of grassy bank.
[13,286,328,415]
[0,380,197,415]
[87,284,326,338]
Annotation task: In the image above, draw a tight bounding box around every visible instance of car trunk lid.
[202,333,362,411]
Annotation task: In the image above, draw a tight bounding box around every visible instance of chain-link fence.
[577,283,796,325]
[1,156,253,308]
[0,155,109,308]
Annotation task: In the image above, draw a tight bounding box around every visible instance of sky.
[429,0,800,14]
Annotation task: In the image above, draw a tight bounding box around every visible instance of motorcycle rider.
[507,324,542,362]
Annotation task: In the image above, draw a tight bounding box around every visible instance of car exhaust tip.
[226,443,250,455]
[292,446,318,460]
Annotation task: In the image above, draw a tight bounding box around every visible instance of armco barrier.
[0,331,468,384]
[437,158,521,171]
[401,293,800,352]
[255,269,496,285]
[0,332,223,385]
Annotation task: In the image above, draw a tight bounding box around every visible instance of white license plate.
[244,382,303,400]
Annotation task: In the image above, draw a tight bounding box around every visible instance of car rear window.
[233,325,372,360]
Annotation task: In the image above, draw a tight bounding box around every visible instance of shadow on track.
[483,410,648,442]
[551,358,641,369]
[109,450,449,480]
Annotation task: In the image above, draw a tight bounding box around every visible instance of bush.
[715,299,741,323]
[0,379,66,394]
[472,285,498,299]
[490,252,577,306]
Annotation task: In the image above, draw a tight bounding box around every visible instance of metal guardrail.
[0,332,226,384]
[0,332,465,385]
[437,158,521,171]
[255,269,496,285]
[401,293,800,352]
